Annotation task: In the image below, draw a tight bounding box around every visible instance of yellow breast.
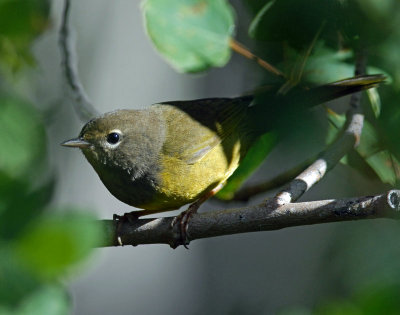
[138,138,242,211]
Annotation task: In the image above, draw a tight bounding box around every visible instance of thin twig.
[59,0,98,121]
[99,190,400,248]
[229,38,286,78]
[230,157,314,201]
[271,49,368,206]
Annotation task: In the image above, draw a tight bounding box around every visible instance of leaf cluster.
[0,1,101,313]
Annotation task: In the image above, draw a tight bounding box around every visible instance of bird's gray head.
[62,109,165,176]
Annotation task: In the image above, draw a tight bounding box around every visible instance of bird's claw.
[113,212,140,246]
[171,203,198,249]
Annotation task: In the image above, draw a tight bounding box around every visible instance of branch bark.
[231,157,314,201]
[100,190,400,248]
[59,0,98,121]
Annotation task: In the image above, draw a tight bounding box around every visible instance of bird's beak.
[61,138,91,148]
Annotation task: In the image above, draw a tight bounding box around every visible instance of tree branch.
[230,157,314,201]
[59,0,98,121]
[99,190,400,248]
[270,49,368,206]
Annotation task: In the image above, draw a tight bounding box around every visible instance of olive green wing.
[156,96,252,165]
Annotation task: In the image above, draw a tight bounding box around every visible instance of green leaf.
[299,45,391,85]
[217,132,277,200]
[326,107,381,160]
[247,0,340,48]
[326,109,399,185]
[344,118,395,184]
[355,0,398,18]
[376,91,400,164]
[0,0,50,71]
[248,0,275,38]
[325,108,346,144]
[302,47,355,83]
[315,300,361,315]
[16,285,70,315]
[0,172,54,240]
[365,151,400,186]
[15,212,102,279]
[366,88,381,118]
[142,0,235,72]
[314,284,400,315]
[0,247,40,307]
[377,32,400,90]
[355,284,400,315]
[354,121,381,160]
[0,95,46,180]
[0,307,11,315]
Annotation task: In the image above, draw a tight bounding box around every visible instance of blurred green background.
[1,0,400,314]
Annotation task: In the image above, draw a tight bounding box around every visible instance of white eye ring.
[105,129,122,148]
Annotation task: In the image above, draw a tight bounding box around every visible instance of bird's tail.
[249,74,386,133]
[298,74,386,106]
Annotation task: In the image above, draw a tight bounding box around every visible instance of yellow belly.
[138,139,242,210]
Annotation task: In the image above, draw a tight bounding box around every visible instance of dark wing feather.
[156,96,253,164]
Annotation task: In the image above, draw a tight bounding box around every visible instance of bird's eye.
[106,132,121,144]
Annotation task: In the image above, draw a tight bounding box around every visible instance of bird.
[62,74,384,244]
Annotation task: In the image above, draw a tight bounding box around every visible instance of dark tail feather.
[249,74,386,134]
[303,74,386,106]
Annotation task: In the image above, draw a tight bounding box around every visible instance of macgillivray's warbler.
[62,74,384,243]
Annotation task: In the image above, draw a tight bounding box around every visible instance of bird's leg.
[113,209,168,246]
[114,209,169,221]
[115,207,173,221]
[113,213,138,246]
[113,212,139,224]
[174,184,223,248]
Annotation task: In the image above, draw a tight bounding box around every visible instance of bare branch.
[271,49,368,206]
[230,157,313,201]
[99,190,400,248]
[59,0,98,121]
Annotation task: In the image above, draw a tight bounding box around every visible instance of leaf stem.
[229,38,286,78]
